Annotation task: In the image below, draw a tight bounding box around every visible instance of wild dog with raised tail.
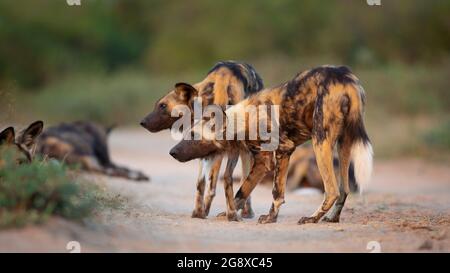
[141,61,263,220]
[170,65,373,224]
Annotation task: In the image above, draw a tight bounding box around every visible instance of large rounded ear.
[0,127,15,145]
[17,120,44,150]
[175,82,198,102]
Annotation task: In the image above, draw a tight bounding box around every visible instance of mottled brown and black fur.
[0,121,44,165]
[141,61,263,132]
[37,121,149,181]
[141,61,264,220]
[262,144,358,193]
[171,65,372,224]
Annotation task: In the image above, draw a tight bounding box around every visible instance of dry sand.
[0,129,449,252]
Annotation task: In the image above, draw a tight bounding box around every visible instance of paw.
[203,206,212,217]
[322,216,340,223]
[297,216,319,225]
[227,212,242,222]
[216,211,226,218]
[191,209,206,219]
[139,173,150,181]
[241,208,255,219]
[258,214,277,224]
[234,198,246,210]
[133,172,150,182]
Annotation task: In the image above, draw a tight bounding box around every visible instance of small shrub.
[0,147,97,228]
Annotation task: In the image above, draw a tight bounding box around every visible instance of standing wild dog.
[36,121,149,181]
[140,61,264,220]
[0,121,44,164]
[170,65,373,224]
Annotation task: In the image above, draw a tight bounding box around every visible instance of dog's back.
[38,122,105,163]
[206,61,263,98]
[37,121,148,181]
[197,61,264,107]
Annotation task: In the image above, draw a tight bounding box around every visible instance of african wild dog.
[36,121,149,181]
[170,65,373,224]
[262,144,358,193]
[140,61,264,220]
[0,121,44,164]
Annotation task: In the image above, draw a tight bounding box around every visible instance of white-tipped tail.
[350,141,373,193]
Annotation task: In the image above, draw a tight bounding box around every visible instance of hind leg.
[323,137,352,223]
[78,156,104,173]
[203,155,223,216]
[79,156,134,179]
[105,163,150,181]
[298,138,339,224]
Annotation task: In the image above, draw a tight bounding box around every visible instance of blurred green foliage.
[0,0,448,89]
[0,0,449,157]
[423,119,450,151]
[16,70,177,125]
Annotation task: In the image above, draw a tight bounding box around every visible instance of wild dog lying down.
[36,121,149,181]
[141,61,264,220]
[0,121,44,164]
[262,144,358,193]
[170,65,373,224]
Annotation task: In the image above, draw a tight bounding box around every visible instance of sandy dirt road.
[0,129,449,252]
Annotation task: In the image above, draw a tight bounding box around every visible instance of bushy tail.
[346,83,373,193]
[350,140,373,193]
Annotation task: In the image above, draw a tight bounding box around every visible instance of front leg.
[258,152,291,224]
[216,151,256,219]
[241,197,255,219]
[234,151,273,211]
[192,160,206,218]
[239,150,255,218]
[203,155,223,216]
[223,153,241,221]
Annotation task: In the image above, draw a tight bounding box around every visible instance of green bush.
[0,0,448,89]
[0,146,97,228]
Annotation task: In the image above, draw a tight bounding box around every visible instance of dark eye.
[159,103,167,110]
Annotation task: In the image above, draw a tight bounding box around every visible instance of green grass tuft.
[0,147,97,228]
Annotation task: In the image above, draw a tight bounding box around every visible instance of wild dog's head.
[140,83,198,133]
[0,121,44,164]
[169,106,231,162]
[169,99,279,162]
